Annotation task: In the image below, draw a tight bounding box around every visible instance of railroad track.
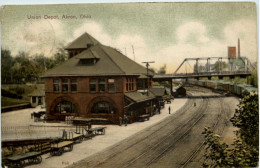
[125,90,227,168]
[120,96,209,168]
[71,88,234,168]
[144,97,209,167]
[89,98,197,168]
[179,97,231,168]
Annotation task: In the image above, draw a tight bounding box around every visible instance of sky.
[0,2,257,73]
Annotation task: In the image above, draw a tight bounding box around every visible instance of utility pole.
[132,45,135,62]
[142,61,155,96]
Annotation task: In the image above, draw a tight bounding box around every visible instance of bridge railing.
[174,70,251,76]
[153,70,251,78]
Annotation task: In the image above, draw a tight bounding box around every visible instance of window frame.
[98,78,106,93]
[70,79,77,93]
[62,79,69,93]
[53,79,60,93]
[90,78,97,93]
[108,78,116,93]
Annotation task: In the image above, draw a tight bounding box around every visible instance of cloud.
[6,20,66,57]
[72,22,149,63]
[154,20,257,73]
[5,19,256,74]
[72,22,112,46]
[223,19,257,60]
[176,21,210,44]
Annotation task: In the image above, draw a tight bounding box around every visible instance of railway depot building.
[43,33,156,124]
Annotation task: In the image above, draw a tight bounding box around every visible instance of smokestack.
[238,38,240,58]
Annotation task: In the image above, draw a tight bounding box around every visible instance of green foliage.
[230,92,259,147]
[203,92,259,167]
[202,127,229,167]
[1,96,30,107]
[158,64,167,74]
[213,61,228,72]
[9,86,25,95]
[149,67,156,74]
[249,70,258,87]
[203,128,259,167]
[1,49,14,84]
[1,48,68,84]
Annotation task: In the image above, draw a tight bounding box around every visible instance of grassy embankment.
[1,84,44,107]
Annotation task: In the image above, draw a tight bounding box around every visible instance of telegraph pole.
[132,45,135,62]
[142,61,155,96]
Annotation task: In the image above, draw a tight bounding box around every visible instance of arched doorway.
[54,100,78,114]
[91,101,115,114]
[87,96,119,123]
[49,96,79,120]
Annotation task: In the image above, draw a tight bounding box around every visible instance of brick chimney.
[228,47,236,58]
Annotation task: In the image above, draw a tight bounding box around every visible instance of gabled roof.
[28,90,45,96]
[149,88,167,97]
[44,33,151,77]
[65,33,100,49]
[125,92,155,103]
[76,47,100,59]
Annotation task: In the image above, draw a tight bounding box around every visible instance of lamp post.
[142,61,155,96]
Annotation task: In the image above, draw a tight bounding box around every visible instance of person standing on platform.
[168,106,171,114]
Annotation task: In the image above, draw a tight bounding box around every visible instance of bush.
[9,86,25,95]
[1,89,22,99]
[202,92,259,167]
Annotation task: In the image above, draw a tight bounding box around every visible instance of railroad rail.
[83,98,196,168]
[76,88,232,168]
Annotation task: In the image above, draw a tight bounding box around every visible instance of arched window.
[55,101,77,113]
[91,101,114,114]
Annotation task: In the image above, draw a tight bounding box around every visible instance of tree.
[203,92,259,167]
[249,70,258,87]
[230,92,259,147]
[213,61,228,72]
[53,47,68,66]
[158,64,167,74]
[1,49,14,83]
[1,46,68,84]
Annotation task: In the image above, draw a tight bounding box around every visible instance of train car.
[229,83,235,94]
[194,79,199,86]
[234,84,249,96]
[242,86,258,97]
[216,81,225,91]
[204,80,211,88]
[222,81,231,92]
[197,80,205,87]
[187,79,257,98]
[188,79,196,85]
[206,80,217,90]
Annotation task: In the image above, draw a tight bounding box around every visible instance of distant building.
[43,32,156,124]
[172,85,186,97]
[149,87,168,101]
[228,47,236,58]
[28,90,45,108]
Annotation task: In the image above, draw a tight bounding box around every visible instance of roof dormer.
[76,48,100,65]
